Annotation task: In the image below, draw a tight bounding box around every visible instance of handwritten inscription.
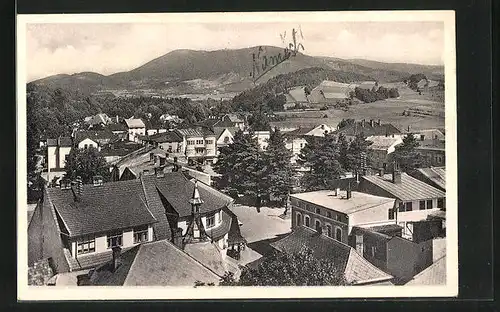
[250,27,305,83]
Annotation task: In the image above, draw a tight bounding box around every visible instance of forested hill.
[232,67,374,112]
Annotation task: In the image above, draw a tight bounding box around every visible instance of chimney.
[111,246,121,272]
[73,176,83,201]
[346,182,352,199]
[369,119,374,127]
[392,163,402,184]
[378,119,381,126]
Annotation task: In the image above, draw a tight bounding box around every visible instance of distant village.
[27,99,446,287]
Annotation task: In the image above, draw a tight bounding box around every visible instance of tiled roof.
[147,131,183,143]
[107,123,127,132]
[124,118,145,129]
[367,223,404,234]
[49,179,158,237]
[184,242,227,276]
[223,207,247,245]
[100,142,142,158]
[224,113,244,123]
[175,127,215,138]
[366,135,403,150]
[283,126,316,137]
[206,210,232,241]
[90,240,221,286]
[290,190,395,215]
[47,137,73,147]
[149,173,233,217]
[406,256,446,285]
[362,173,446,201]
[414,167,446,191]
[74,130,116,145]
[333,122,401,137]
[417,139,445,151]
[270,226,392,285]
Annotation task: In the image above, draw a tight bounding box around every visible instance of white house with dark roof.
[46,137,72,171]
[284,124,334,163]
[366,135,403,169]
[124,118,146,142]
[175,127,217,165]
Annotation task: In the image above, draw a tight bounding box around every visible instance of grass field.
[272,84,445,132]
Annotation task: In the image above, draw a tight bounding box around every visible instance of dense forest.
[351,86,400,103]
[232,67,374,112]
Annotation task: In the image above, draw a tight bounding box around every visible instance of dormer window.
[92,176,103,187]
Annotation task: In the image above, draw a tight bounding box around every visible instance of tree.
[298,132,344,191]
[391,133,426,171]
[346,133,372,175]
[337,133,350,171]
[65,147,111,184]
[247,110,271,132]
[337,118,354,129]
[263,128,294,206]
[219,247,348,286]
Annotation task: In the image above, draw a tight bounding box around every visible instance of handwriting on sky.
[250,27,305,83]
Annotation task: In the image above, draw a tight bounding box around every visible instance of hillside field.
[272,84,445,132]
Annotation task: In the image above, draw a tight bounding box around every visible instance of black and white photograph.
[17,11,457,299]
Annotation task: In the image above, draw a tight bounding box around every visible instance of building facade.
[46,137,72,170]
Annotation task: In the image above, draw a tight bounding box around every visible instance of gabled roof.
[362,173,446,201]
[124,118,145,129]
[406,256,446,285]
[270,226,393,285]
[283,126,317,137]
[107,123,127,132]
[74,130,116,145]
[417,139,445,151]
[147,131,183,143]
[175,127,215,138]
[224,113,244,123]
[413,167,446,191]
[366,135,402,151]
[48,179,157,237]
[47,137,72,147]
[288,86,309,103]
[333,122,401,137]
[184,242,227,276]
[145,173,233,218]
[90,240,221,286]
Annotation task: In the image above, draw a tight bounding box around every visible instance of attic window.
[93,176,103,187]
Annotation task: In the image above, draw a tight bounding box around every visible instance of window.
[296,213,302,226]
[420,134,425,141]
[426,200,433,209]
[419,200,426,210]
[336,214,341,221]
[133,225,149,243]
[206,214,215,228]
[327,211,332,218]
[107,231,123,248]
[438,198,444,208]
[305,216,310,227]
[388,209,395,220]
[223,137,229,143]
[77,236,95,255]
[404,202,413,212]
[167,146,172,152]
[315,220,321,232]
[196,139,204,145]
[335,228,342,241]
[195,147,205,153]
[315,208,321,215]
[84,144,88,149]
[206,140,214,145]
[326,224,332,237]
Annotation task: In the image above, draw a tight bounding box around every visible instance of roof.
[362,173,446,201]
[414,167,446,191]
[223,207,247,245]
[48,179,157,237]
[147,173,233,217]
[74,130,116,145]
[334,122,401,137]
[406,256,446,285]
[270,226,392,285]
[290,190,395,215]
[214,127,237,140]
[283,126,317,137]
[224,113,244,123]
[146,130,183,143]
[184,242,228,276]
[47,137,72,147]
[417,139,445,151]
[90,240,221,286]
[288,86,309,103]
[175,127,215,138]
[124,118,145,129]
[100,142,143,158]
[139,175,173,241]
[107,123,127,132]
[366,135,402,150]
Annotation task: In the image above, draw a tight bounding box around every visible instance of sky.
[25,21,445,82]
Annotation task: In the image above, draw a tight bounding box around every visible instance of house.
[46,137,72,171]
[86,240,221,286]
[220,114,245,130]
[409,167,446,192]
[73,130,117,151]
[100,141,143,164]
[354,168,446,241]
[214,127,237,155]
[417,139,445,167]
[270,226,394,285]
[411,129,445,142]
[349,226,433,284]
[28,172,246,275]
[283,124,335,163]
[366,135,403,169]
[290,189,397,245]
[146,128,168,136]
[124,118,146,142]
[107,123,128,137]
[159,114,184,125]
[332,119,401,141]
[175,127,217,165]
[144,130,184,154]
[287,86,310,105]
[309,80,357,102]
[84,113,112,128]
[405,255,446,285]
[251,131,270,151]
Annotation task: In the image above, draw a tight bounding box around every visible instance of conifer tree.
[65,147,110,184]
[346,132,372,175]
[298,132,344,191]
[337,132,350,171]
[391,133,425,171]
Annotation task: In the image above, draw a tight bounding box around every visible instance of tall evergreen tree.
[391,133,425,171]
[337,133,350,171]
[264,128,294,206]
[346,132,372,175]
[298,132,344,191]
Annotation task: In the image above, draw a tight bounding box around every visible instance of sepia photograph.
[17,11,457,300]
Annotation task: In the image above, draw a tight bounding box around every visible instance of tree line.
[350,86,400,103]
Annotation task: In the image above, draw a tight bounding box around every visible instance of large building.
[28,172,246,276]
[284,124,335,163]
[124,118,146,142]
[175,127,217,165]
[332,119,401,141]
[46,137,72,171]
